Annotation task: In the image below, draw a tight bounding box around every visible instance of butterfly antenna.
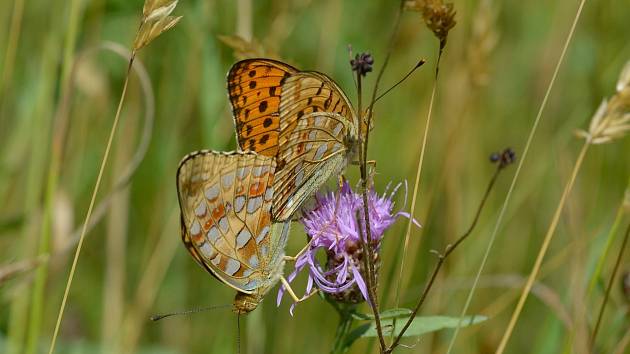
[373,59,426,105]
[149,304,231,321]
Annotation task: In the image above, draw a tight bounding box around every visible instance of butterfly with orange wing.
[227,58,364,222]
[177,150,302,314]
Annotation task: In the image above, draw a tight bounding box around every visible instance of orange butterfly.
[177,150,296,314]
[227,59,364,221]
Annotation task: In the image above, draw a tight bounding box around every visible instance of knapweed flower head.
[277,181,419,313]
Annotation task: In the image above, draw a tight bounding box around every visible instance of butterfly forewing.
[228,59,298,156]
[176,150,280,294]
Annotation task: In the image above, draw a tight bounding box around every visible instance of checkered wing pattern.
[176,150,287,295]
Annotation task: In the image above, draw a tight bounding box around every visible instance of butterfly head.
[233,292,263,314]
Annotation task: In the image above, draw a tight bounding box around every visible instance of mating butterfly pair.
[176,59,363,313]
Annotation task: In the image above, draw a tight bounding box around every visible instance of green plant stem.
[388,162,503,352]
[590,222,630,351]
[587,177,630,297]
[446,0,588,351]
[331,305,356,354]
[47,55,135,354]
[495,141,590,354]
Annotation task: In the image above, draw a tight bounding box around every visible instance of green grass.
[1,0,629,353]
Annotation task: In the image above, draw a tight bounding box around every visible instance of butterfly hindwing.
[176,150,281,294]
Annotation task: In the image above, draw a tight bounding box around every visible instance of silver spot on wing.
[225,258,241,276]
[247,196,263,213]
[256,226,270,244]
[236,228,252,248]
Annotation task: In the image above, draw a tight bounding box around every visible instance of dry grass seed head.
[576,61,630,144]
[134,0,182,51]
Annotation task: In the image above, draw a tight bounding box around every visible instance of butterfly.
[227,58,364,222]
[176,150,291,314]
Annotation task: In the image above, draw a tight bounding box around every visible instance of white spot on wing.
[222,174,234,188]
[252,166,263,177]
[236,228,251,248]
[256,226,270,243]
[225,258,241,276]
[218,217,229,233]
[211,254,221,265]
[235,195,246,213]
[260,245,268,257]
[333,122,343,136]
[195,202,206,217]
[236,167,250,179]
[247,196,263,213]
[315,115,325,127]
[190,220,201,236]
[207,226,219,243]
[249,255,259,268]
[264,186,273,201]
[308,130,317,140]
[295,170,304,186]
[200,243,215,258]
[313,144,328,160]
[204,185,219,200]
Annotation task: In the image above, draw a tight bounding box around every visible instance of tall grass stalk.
[445,1,587,351]
[26,2,85,349]
[590,223,630,351]
[7,35,60,354]
[0,0,25,121]
[495,141,589,354]
[47,56,135,354]
[393,47,442,313]
[587,177,630,297]
[47,2,181,350]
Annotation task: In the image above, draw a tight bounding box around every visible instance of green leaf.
[362,315,487,338]
[351,308,413,320]
[343,323,371,350]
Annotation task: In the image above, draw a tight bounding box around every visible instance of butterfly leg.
[283,238,315,262]
[279,275,318,303]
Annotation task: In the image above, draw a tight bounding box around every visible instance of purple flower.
[277,181,419,314]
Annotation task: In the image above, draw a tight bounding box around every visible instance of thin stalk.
[355,2,406,351]
[587,177,630,297]
[393,44,443,315]
[47,55,136,354]
[495,141,590,354]
[0,0,25,122]
[331,305,356,354]
[388,163,503,351]
[26,0,83,350]
[590,223,630,351]
[446,0,588,350]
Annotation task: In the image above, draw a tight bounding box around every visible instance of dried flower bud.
[490,148,516,168]
[405,0,456,46]
[351,53,374,77]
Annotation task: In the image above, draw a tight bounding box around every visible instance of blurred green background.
[1,0,629,353]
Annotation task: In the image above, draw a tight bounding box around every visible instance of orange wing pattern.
[228,59,360,222]
[176,150,288,294]
[228,59,298,156]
